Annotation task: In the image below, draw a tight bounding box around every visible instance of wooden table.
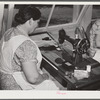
[40,46,100,90]
[30,32,100,90]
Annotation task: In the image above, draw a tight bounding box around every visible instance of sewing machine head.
[58,27,90,65]
[58,28,90,54]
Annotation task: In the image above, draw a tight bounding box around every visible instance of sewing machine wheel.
[76,38,90,54]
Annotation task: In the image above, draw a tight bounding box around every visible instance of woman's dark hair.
[15,6,41,24]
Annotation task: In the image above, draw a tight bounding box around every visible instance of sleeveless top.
[0,35,42,74]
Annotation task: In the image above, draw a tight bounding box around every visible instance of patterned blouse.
[0,27,38,90]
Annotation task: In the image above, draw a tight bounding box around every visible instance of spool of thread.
[86,65,91,72]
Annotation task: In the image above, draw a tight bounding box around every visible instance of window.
[12,4,74,27]
[49,5,73,26]
[3,4,85,31]
[92,5,100,20]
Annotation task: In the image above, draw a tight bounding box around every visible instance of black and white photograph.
[0,0,100,99]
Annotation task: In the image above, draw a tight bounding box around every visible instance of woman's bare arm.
[21,61,49,85]
[15,40,49,85]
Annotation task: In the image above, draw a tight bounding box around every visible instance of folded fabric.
[74,70,89,80]
[12,71,59,90]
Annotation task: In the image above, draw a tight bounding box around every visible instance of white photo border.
[0,1,100,99]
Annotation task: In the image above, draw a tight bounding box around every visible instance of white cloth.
[0,34,59,90]
[13,71,59,90]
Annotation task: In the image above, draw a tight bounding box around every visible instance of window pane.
[92,5,100,20]
[39,5,52,27]
[49,5,73,26]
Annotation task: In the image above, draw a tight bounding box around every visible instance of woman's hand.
[32,73,49,85]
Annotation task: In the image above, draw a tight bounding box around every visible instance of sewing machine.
[30,28,100,90]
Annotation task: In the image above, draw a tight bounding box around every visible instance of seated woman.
[0,5,59,90]
[88,19,100,62]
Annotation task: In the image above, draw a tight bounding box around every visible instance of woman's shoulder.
[20,40,37,50]
[3,27,20,42]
